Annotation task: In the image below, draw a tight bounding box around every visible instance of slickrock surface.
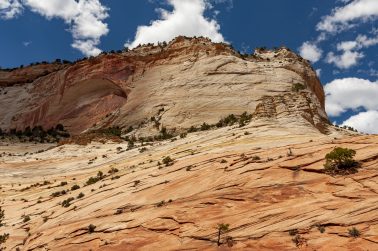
[1,37,376,250]
[0,122,377,250]
[0,37,328,135]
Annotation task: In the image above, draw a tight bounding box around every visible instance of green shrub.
[239,112,252,127]
[216,114,237,127]
[180,132,187,138]
[200,122,211,131]
[252,156,261,161]
[88,224,96,233]
[62,197,75,208]
[99,127,122,137]
[77,192,85,199]
[85,171,104,186]
[324,147,358,174]
[22,215,31,223]
[217,223,230,246]
[288,229,298,236]
[292,234,306,247]
[71,184,80,191]
[156,200,165,207]
[292,83,306,92]
[162,156,174,166]
[0,207,9,247]
[348,227,360,237]
[158,127,174,140]
[51,190,66,197]
[188,126,198,133]
[108,167,119,174]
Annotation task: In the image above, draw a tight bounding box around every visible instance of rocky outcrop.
[0,37,329,135]
[1,126,376,250]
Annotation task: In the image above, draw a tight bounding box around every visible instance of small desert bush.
[62,197,74,208]
[0,207,9,246]
[88,224,96,233]
[85,171,104,185]
[324,147,358,174]
[162,156,174,166]
[71,184,80,191]
[77,192,85,199]
[348,227,360,238]
[292,83,305,92]
[22,215,31,223]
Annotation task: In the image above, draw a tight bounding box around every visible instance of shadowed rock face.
[0,37,328,135]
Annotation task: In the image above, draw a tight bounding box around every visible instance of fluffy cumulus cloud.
[325,78,378,116]
[24,0,109,56]
[324,78,378,133]
[326,34,378,69]
[299,0,378,69]
[326,50,364,69]
[126,0,225,49]
[298,42,322,63]
[1,0,109,56]
[317,0,378,33]
[341,110,378,134]
[0,0,23,19]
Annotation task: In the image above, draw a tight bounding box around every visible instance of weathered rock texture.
[0,37,329,135]
[0,125,377,250]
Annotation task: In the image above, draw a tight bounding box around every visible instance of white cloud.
[326,34,378,69]
[302,1,378,71]
[24,0,109,56]
[298,41,323,63]
[337,40,358,51]
[316,69,322,77]
[337,34,378,51]
[324,77,378,116]
[1,0,109,56]
[317,0,378,33]
[326,50,364,69]
[126,0,225,49]
[22,41,31,47]
[0,0,22,19]
[342,110,378,134]
[71,40,101,57]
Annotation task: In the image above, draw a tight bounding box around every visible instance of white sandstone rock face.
[0,37,328,135]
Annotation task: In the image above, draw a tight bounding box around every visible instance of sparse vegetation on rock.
[162,156,174,166]
[88,224,96,233]
[62,197,75,208]
[348,227,360,238]
[292,83,306,92]
[85,171,105,185]
[324,147,358,174]
[71,184,80,191]
[0,207,9,247]
[77,192,85,199]
[22,214,31,223]
[217,223,230,246]
[0,124,70,143]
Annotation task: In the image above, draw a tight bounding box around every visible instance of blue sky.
[1,0,378,133]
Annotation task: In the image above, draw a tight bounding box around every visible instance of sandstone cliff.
[0,37,329,135]
[1,37,376,251]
